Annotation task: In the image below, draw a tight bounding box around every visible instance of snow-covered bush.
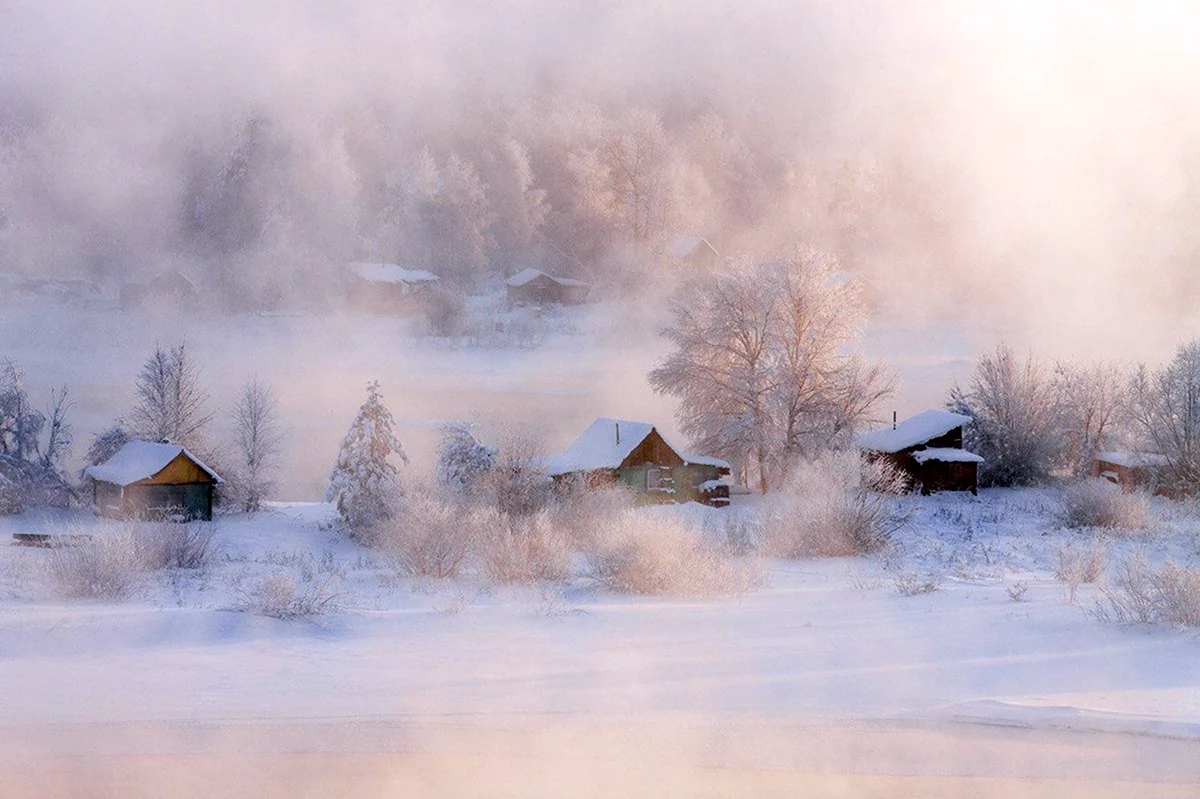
[477,509,572,585]
[436,423,496,495]
[762,451,907,558]
[1055,541,1108,603]
[548,484,634,553]
[949,344,1062,486]
[327,381,408,533]
[476,434,552,517]
[587,510,759,597]
[45,522,219,599]
[1061,479,1151,531]
[136,523,220,570]
[380,492,473,579]
[892,571,941,597]
[1095,555,1200,627]
[46,529,146,600]
[231,571,341,619]
[421,287,471,338]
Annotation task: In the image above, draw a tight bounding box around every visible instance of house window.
[646,465,674,492]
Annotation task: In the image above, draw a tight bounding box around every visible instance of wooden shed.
[665,235,720,270]
[544,418,731,505]
[858,410,983,495]
[505,268,591,306]
[1092,451,1169,495]
[84,440,224,521]
[345,262,439,314]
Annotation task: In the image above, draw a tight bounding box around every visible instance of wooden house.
[544,418,731,505]
[505,268,591,306]
[858,410,982,495]
[665,235,720,270]
[1092,451,1169,494]
[346,262,440,314]
[84,440,224,521]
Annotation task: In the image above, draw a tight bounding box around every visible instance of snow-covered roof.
[1095,451,1169,469]
[546,418,656,476]
[911,448,984,464]
[683,453,731,469]
[506,268,590,288]
[84,440,224,486]
[666,235,717,260]
[858,410,972,453]
[348,262,439,285]
[506,268,551,287]
[545,418,728,476]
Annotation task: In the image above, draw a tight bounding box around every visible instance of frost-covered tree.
[948,345,1062,486]
[231,378,284,512]
[650,248,891,492]
[128,341,213,449]
[84,424,130,470]
[1054,360,1130,476]
[436,422,497,495]
[1130,339,1200,493]
[0,360,73,511]
[327,381,408,530]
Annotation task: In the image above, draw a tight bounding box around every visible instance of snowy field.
[1,490,1199,795]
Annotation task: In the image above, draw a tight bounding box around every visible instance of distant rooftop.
[348,262,439,285]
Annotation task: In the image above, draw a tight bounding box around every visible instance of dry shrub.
[588,511,760,597]
[45,521,219,599]
[379,493,473,579]
[46,528,145,600]
[231,570,341,619]
[1061,479,1151,531]
[1055,541,1108,603]
[1095,555,1200,627]
[136,523,220,570]
[478,509,572,585]
[893,570,940,597]
[763,452,908,559]
[549,484,634,553]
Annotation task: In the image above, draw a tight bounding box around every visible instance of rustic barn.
[505,268,591,306]
[345,262,439,314]
[666,235,720,270]
[84,440,224,521]
[858,410,983,495]
[544,418,731,505]
[1092,451,1169,494]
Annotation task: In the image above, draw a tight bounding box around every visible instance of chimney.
[615,422,620,446]
[892,411,897,430]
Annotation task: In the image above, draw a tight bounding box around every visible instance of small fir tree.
[326,381,407,529]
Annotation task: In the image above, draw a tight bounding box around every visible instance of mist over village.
[2,2,1200,797]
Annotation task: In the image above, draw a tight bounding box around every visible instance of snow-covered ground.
[1,492,1198,755]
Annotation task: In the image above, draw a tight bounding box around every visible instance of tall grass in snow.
[1061,479,1151,531]
[45,521,219,600]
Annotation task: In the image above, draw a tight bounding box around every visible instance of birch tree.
[128,341,213,449]
[651,247,891,492]
[232,378,285,512]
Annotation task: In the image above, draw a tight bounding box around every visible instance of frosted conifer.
[327,381,407,529]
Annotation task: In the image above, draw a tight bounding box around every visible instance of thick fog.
[4,1,1197,335]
